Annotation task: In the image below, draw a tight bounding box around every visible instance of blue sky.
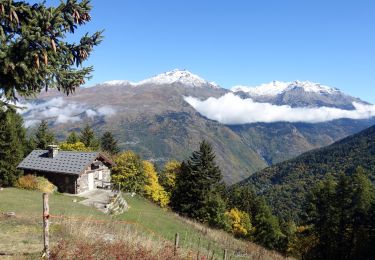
[46,0,375,102]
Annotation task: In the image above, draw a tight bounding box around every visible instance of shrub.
[16,175,56,193]
[36,176,57,193]
[16,174,38,190]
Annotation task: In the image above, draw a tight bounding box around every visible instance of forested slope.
[240,124,375,221]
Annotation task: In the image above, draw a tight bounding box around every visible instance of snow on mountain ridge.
[101,73,341,97]
[102,80,132,85]
[101,69,220,88]
[232,80,340,96]
[135,69,220,88]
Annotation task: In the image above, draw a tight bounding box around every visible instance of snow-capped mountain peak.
[232,81,289,96]
[231,80,339,96]
[102,80,132,86]
[100,69,220,88]
[134,69,220,88]
[287,80,339,94]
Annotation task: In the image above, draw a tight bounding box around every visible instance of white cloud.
[19,97,116,127]
[56,114,80,124]
[24,119,41,128]
[97,106,116,116]
[184,93,375,124]
[86,109,97,118]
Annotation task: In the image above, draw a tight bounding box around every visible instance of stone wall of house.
[76,159,111,193]
[76,172,89,194]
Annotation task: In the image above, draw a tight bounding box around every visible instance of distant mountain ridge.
[232,80,340,96]
[102,69,220,89]
[22,69,375,184]
[232,80,366,109]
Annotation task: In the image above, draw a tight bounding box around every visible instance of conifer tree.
[79,124,99,150]
[0,0,102,108]
[172,140,225,225]
[306,169,375,259]
[34,120,55,149]
[306,175,339,258]
[0,109,26,186]
[100,131,119,155]
[66,132,79,144]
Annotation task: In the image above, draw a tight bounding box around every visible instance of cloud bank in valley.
[184,93,375,125]
[19,97,116,127]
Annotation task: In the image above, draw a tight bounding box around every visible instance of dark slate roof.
[17,150,100,175]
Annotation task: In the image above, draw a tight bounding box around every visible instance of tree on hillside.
[0,109,26,186]
[0,0,102,108]
[171,140,226,226]
[159,160,181,196]
[66,132,79,144]
[60,141,89,151]
[100,131,120,155]
[228,186,258,215]
[224,208,252,238]
[34,120,55,149]
[111,151,146,193]
[79,124,99,150]
[143,161,169,207]
[251,197,285,250]
[228,185,285,250]
[306,168,375,259]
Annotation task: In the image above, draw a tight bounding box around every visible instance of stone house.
[17,145,115,194]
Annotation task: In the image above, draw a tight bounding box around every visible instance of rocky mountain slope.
[21,70,375,184]
[239,124,375,222]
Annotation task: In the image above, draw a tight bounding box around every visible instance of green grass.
[0,188,110,258]
[116,194,220,253]
[0,188,108,219]
[0,188,286,259]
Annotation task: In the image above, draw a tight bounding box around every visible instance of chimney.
[47,145,59,158]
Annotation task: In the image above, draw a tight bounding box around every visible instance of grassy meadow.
[0,188,288,259]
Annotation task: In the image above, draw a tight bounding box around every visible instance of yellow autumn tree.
[225,208,252,237]
[159,160,181,196]
[111,151,145,193]
[143,161,170,207]
[59,141,90,152]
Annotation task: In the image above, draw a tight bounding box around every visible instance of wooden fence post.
[43,193,50,259]
[207,242,211,259]
[174,233,179,256]
[223,249,228,260]
[197,237,201,260]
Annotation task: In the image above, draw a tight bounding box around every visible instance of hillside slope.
[240,124,375,222]
[0,188,286,259]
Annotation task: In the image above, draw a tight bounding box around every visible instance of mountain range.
[20,69,375,184]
